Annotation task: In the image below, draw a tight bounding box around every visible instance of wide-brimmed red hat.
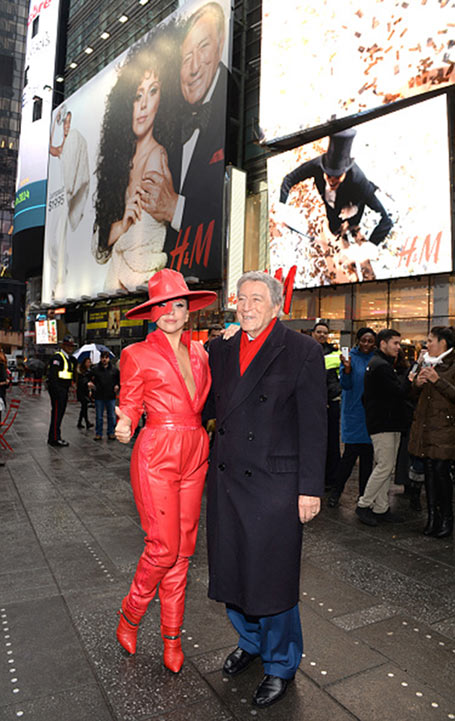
[125,269,217,319]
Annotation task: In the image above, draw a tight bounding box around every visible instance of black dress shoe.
[223,647,258,676]
[48,439,69,447]
[252,674,292,708]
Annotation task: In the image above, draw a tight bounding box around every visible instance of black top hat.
[321,128,356,177]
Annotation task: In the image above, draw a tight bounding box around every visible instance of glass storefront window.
[289,290,317,321]
[389,277,430,318]
[320,287,351,320]
[353,282,387,320]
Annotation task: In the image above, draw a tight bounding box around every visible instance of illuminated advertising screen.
[14,0,61,233]
[260,0,455,144]
[268,95,452,288]
[42,0,232,304]
[35,319,57,344]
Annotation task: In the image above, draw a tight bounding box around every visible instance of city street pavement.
[0,389,454,721]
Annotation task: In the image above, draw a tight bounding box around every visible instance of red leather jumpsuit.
[119,328,211,628]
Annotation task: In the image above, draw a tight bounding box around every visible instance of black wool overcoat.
[205,320,327,616]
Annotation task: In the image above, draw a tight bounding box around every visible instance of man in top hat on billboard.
[280,128,393,248]
[139,2,228,280]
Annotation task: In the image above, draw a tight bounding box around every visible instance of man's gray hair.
[186,2,225,40]
[237,271,283,312]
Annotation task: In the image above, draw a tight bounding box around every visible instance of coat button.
[218,463,226,471]
[247,432,254,441]
[259,395,267,402]
[245,469,252,477]
[218,427,225,435]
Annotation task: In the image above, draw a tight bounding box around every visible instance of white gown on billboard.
[103,210,167,292]
[48,129,90,300]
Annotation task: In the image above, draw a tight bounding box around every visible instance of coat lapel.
[220,321,286,422]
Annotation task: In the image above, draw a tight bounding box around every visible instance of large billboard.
[268,95,452,288]
[14,0,61,233]
[42,0,232,304]
[260,0,455,144]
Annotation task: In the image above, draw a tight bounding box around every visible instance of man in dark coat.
[205,271,327,708]
[88,351,119,441]
[140,2,228,281]
[311,321,341,488]
[47,334,77,447]
[356,328,411,526]
[280,128,393,247]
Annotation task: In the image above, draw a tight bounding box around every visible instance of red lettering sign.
[399,231,442,268]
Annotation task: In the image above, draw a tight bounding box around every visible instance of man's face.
[100,354,110,367]
[236,280,280,339]
[381,336,401,359]
[180,14,224,105]
[62,342,74,354]
[312,325,329,345]
[63,113,72,137]
[324,172,346,191]
[208,328,221,342]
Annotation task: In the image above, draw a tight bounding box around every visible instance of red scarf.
[239,318,277,376]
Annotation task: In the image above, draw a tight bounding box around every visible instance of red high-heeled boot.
[161,625,184,673]
[116,599,142,654]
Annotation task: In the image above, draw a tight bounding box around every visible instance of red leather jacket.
[119,328,211,432]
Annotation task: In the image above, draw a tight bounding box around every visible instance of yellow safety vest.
[324,350,341,374]
[56,351,73,380]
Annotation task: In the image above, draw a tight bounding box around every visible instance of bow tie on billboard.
[181,103,212,143]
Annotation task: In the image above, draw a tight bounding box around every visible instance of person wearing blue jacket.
[328,328,376,507]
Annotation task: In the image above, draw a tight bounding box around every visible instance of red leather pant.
[124,421,208,628]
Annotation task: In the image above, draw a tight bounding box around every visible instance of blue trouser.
[226,603,303,679]
[95,399,116,437]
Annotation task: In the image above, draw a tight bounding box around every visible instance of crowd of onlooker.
[311,321,454,539]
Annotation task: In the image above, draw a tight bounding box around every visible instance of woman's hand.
[115,406,132,443]
[221,324,240,341]
[340,354,351,373]
[298,495,321,523]
[419,367,439,384]
[108,190,142,247]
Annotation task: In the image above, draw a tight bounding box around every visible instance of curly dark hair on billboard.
[93,21,183,263]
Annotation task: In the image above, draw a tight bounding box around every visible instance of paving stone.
[328,662,455,721]
[352,615,455,702]
[311,549,455,625]
[332,603,398,631]
[0,597,96,704]
[41,538,121,592]
[0,685,114,721]
[86,516,145,572]
[203,666,355,721]
[300,560,379,619]
[298,605,384,686]
[0,567,58,604]
[432,615,455,640]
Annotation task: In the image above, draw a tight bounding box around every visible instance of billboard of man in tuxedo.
[280,128,393,250]
[140,2,227,282]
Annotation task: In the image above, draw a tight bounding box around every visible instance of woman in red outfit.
[115,269,216,672]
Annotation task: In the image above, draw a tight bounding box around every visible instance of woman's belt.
[145,412,202,430]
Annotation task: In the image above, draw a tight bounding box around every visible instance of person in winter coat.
[76,358,94,430]
[328,327,376,507]
[206,271,327,709]
[88,352,120,440]
[355,328,411,526]
[408,326,455,538]
[312,321,341,488]
[114,269,216,673]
